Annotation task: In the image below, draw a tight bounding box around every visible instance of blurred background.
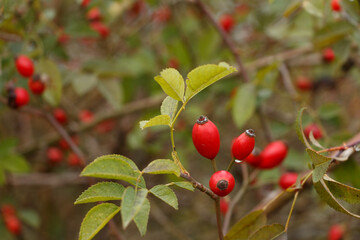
[1,0,360,239]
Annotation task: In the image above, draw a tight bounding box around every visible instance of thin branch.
[6,173,87,186]
[194,0,250,83]
[278,63,298,100]
[214,198,224,240]
[180,172,218,200]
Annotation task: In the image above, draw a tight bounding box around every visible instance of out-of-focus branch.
[180,173,218,200]
[6,172,87,186]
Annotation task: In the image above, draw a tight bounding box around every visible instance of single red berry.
[323,48,335,63]
[219,198,229,215]
[167,58,179,69]
[58,135,79,150]
[243,149,262,167]
[15,55,34,78]
[279,172,298,190]
[331,0,341,12]
[81,0,90,8]
[87,7,102,21]
[12,87,30,108]
[1,205,16,218]
[47,147,63,164]
[231,129,256,160]
[58,32,70,44]
[258,141,288,169]
[153,6,171,22]
[304,123,323,140]
[220,14,235,33]
[209,170,235,197]
[192,116,220,160]
[328,224,344,240]
[90,22,109,38]
[95,119,116,133]
[28,75,45,95]
[129,0,146,17]
[296,76,313,91]
[4,215,21,235]
[53,108,67,125]
[67,152,82,166]
[79,110,94,123]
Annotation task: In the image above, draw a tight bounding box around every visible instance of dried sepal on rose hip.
[258,140,288,169]
[209,170,235,197]
[231,129,255,160]
[192,116,220,160]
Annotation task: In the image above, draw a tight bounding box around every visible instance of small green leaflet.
[79,203,120,240]
[121,187,148,229]
[154,68,185,102]
[143,159,180,177]
[313,21,355,48]
[169,181,195,191]
[134,198,150,236]
[232,83,256,129]
[150,185,178,210]
[306,149,331,183]
[323,174,360,204]
[248,224,285,240]
[160,96,178,121]
[75,182,125,204]
[139,115,171,130]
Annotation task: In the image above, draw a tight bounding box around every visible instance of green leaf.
[342,0,360,23]
[302,1,322,17]
[283,0,302,17]
[170,181,195,191]
[81,155,143,187]
[79,203,120,240]
[295,108,311,148]
[18,209,40,228]
[0,168,5,185]
[248,224,285,240]
[134,198,150,236]
[154,68,185,102]
[75,182,125,204]
[323,175,360,204]
[139,115,171,130]
[150,185,178,210]
[306,149,332,183]
[36,59,62,106]
[160,96,178,121]
[225,210,267,240]
[232,83,256,129]
[98,78,123,110]
[72,74,97,95]
[1,155,29,173]
[121,187,148,229]
[143,159,180,177]
[313,179,360,219]
[185,63,237,101]
[314,21,355,48]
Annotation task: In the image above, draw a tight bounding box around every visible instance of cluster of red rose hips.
[192,116,291,198]
[1,205,21,236]
[84,2,109,38]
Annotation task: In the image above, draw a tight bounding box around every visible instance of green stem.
[170,103,186,151]
[285,191,299,232]
[211,159,217,172]
[226,156,235,172]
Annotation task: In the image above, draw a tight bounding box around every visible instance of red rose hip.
[231,129,255,160]
[68,152,82,166]
[304,123,323,140]
[15,55,34,77]
[8,87,30,108]
[323,48,335,63]
[331,0,341,12]
[279,172,298,190]
[87,7,102,21]
[209,170,235,197]
[328,224,344,240]
[258,140,288,169]
[192,116,220,160]
[220,198,229,215]
[47,147,63,164]
[220,14,235,33]
[4,215,21,235]
[243,149,262,167]
[79,110,94,123]
[296,76,313,91]
[28,75,46,95]
[53,108,67,125]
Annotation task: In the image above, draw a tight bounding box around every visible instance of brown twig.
[278,63,298,100]
[6,172,87,186]
[180,172,218,200]
[194,0,249,83]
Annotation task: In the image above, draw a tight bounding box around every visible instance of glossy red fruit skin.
[296,76,313,91]
[81,0,90,8]
[47,147,63,164]
[220,14,235,33]
[258,141,288,169]
[14,88,30,108]
[15,55,34,78]
[331,0,341,12]
[209,171,235,197]
[279,172,298,190]
[1,205,16,218]
[328,224,344,240]
[220,198,229,215]
[192,116,220,160]
[323,48,335,63]
[79,110,94,123]
[28,76,45,95]
[53,108,67,125]
[90,22,109,38]
[243,150,262,167]
[232,129,255,160]
[87,7,101,21]
[304,123,323,140]
[4,215,21,235]
[68,153,82,166]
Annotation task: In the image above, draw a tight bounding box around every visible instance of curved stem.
[284,191,299,232]
[226,156,235,172]
[211,159,217,172]
[170,103,186,151]
[223,164,249,234]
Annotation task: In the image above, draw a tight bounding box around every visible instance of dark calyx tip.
[196,115,208,125]
[217,180,229,191]
[245,129,256,137]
